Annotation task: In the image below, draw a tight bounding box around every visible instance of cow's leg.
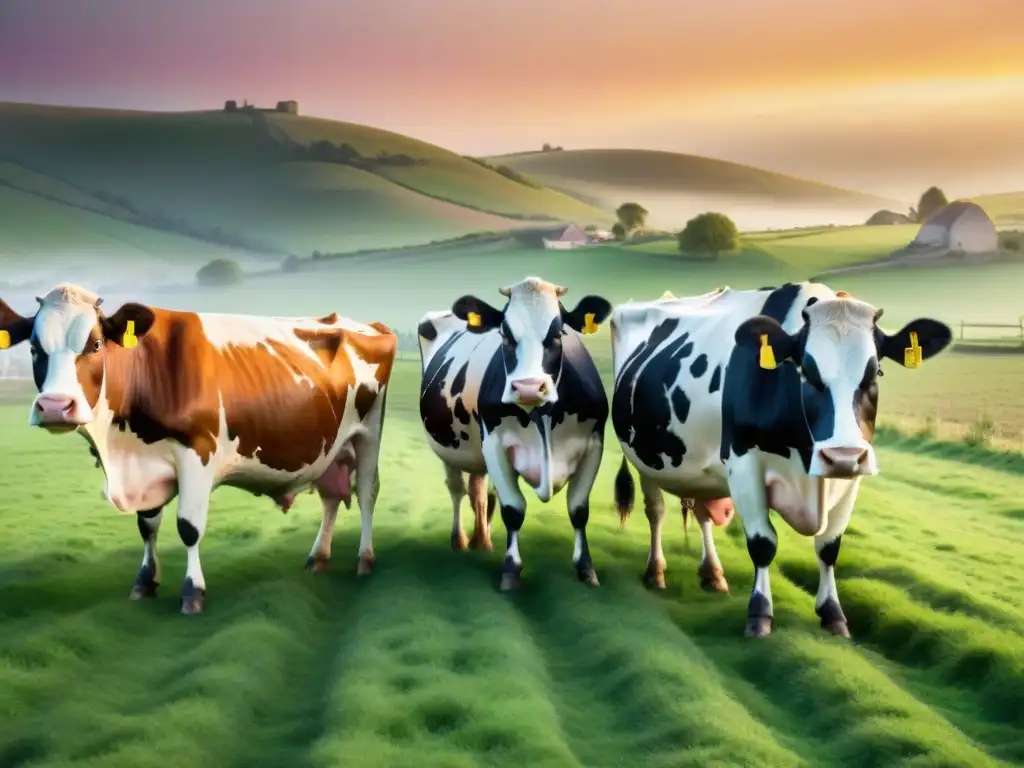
[728,457,776,637]
[640,475,667,589]
[482,434,527,591]
[305,496,342,573]
[352,420,385,578]
[467,473,494,550]
[693,501,729,593]
[566,436,602,586]
[444,463,470,551]
[174,462,213,616]
[129,506,163,600]
[814,481,859,639]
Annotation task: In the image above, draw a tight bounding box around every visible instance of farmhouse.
[911,201,998,253]
[541,223,592,250]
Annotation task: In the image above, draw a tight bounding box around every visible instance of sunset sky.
[1,0,1021,200]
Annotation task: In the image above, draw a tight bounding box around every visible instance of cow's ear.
[101,303,157,347]
[878,318,952,367]
[734,315,799,365]
[0,298,34,349]
[452,295,503,333]
[562,295,612,334]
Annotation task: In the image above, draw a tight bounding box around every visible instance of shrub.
[677,212,738,259]
[196,259,244,287]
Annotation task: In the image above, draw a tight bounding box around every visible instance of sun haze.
[0,0,1020,198]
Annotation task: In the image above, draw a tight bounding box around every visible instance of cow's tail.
[614,456,635,529]
[681,498,692,539]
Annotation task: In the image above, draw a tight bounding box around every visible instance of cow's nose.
[34,394,76,421]
[510,378,549,403]
[818,446,869,474]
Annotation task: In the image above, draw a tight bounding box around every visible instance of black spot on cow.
[759,283,803,322]
[720,286,813,468]
[177,518,200,548]
[708,365,721,394]
[612,318,699,470]
[690,354,708,378]
[417,318,438,342]
[419,331,466,449]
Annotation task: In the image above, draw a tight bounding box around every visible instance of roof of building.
[922,200,991,229]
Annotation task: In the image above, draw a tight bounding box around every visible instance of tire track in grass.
[503,536,809,768]
[304,535,586,768]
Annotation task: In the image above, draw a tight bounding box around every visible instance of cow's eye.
[92,339,103,353]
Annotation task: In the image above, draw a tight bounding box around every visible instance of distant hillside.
[486,148,901,230]
[0,103,611,258]
[972,191,1024,226]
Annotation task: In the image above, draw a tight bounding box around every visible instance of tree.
[611,222,626,240]
[615,202,648,234]
[196,258,244,287]
[916,186,948,223]
[677,212,738,260]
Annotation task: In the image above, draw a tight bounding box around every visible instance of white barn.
[912,201,998,253]
[542,223,592,250]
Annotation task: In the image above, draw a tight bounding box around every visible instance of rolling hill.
[0,102,611,259]
[972,191,1024,227]
[486,148,904,230]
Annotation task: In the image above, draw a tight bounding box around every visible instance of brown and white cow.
[0,284,397,614]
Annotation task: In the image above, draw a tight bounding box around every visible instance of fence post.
[959,320,964,341]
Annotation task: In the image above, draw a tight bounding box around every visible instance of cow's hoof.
[357,554,375,577]
[823,620,851,639]
[128,582,158,600]
[180,593,206,616]
[577,567,600,587]
[700,573,729,593]
[450,531,469,552]
[468,532,493,551]
[499,572,521,591]
[744,616,772,638]
[305,555,330,573]
[642,565,666,590]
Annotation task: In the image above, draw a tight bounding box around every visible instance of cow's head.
[452,276,611,409]
[735,294,951,479]
[0,284,156,432]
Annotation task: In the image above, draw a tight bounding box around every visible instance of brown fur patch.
[75,307,397,480]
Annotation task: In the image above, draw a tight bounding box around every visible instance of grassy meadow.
[1,349,1023,767]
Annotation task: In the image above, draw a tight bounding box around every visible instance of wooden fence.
[958,318,1024,342]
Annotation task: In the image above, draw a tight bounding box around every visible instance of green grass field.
[1,355,1022,767]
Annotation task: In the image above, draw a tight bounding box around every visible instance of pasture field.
[1,356,1023,768]
[626,225,920,275]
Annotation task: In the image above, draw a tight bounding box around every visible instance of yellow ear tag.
[0,330,10,350]
[122,320,138,349]
[759,334,777,370]
[582,312,599,335]
[466,312,481,328]
[904,331,922,368]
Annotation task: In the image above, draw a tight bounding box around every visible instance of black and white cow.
[418,276,612,589]
[611,282,952,638]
